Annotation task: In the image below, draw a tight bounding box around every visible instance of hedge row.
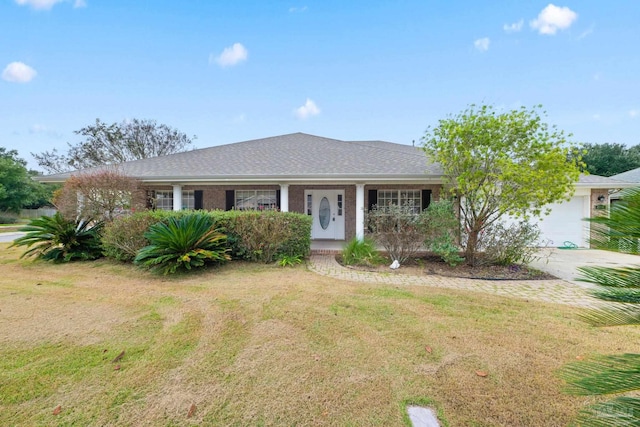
[101,209,312,263]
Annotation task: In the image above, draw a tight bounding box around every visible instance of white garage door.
[534,197,588,247]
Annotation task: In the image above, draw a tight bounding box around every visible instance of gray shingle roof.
[40,133,441,182]
[611,167,640,183]
[577,173,637,187]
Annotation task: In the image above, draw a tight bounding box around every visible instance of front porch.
[310,239,345,253]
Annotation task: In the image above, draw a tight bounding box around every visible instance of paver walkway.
[308,253,603,307]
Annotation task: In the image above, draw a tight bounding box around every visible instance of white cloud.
[14,0,64,10]
[289,6,307,13]
[473,37,490,52]
[294,98,320,120]
[210,43,248,67]
[503,19,523,33]
[233,113,246,124]
[592,113,601,121]
[2,62,37,83]
[14,0,85,10]
[530,4,578,35]
[630,110,639,118]
[577,24,594,40]
[29,124,62,138]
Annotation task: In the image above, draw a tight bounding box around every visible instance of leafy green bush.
[102,211,160,262]
[134,213,230,275]
[478,220,541,266]
[0,213,18,224]
[431,235,464,267]
[421,199,463,266]
[10,213,103,262]
[342,237,385,266]
[366,203,424,263]
[222,210,311,263]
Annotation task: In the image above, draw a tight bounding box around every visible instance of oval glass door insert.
[319,197,331,230]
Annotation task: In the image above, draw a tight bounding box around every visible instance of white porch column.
[279,184,289,212]
[356,184,365,241]
[172,184,183,211]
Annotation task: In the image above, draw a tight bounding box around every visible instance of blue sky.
[2,0,639,170]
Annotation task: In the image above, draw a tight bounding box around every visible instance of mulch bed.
[335,253,557,281]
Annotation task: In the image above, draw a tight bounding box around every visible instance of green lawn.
[1,243,637,426]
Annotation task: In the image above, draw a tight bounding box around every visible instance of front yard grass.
[1,243,638,426]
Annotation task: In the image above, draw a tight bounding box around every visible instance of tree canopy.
[33,118,195,174]
[0,148,52,213]
[579,142,640,177]
[422,104,582,265]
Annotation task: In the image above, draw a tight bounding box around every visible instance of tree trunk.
[465,229,480,266]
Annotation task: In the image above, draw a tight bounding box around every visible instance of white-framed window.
[155,190,195,210]
[377,189,422,214]
[182,191,195,210]
[156,191,173,211]
[235,190,278,211]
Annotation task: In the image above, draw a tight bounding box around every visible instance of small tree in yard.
[422,104,582,266]
[54,169,146,222]
[366,203,424,263]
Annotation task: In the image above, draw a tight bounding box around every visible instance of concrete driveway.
[530,248,640,287]
[0,232,25,243]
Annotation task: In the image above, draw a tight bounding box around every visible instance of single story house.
[39,132,635,247]
[610,167,640,203]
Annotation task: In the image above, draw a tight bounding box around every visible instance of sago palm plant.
[561,187,640,426]
[10,213,103,262]
[134,213,230,275]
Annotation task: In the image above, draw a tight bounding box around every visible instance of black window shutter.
[368,189,378,211]
[276,190,281,210]
[194,190,203,210]
[421,189,432,211]
[225,190,235,211]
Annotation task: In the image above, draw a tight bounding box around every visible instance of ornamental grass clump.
[134,213,230,275]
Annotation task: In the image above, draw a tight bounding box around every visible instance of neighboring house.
[611,167,640,183]
[39,132,634,248]
[610,167,640,203]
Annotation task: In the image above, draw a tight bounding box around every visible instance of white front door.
[305,190,345,240]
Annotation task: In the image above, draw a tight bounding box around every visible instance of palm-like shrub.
[134,213,230,274]
[10,213,103,262]
[561,187,640,425]
[342,237,385,266]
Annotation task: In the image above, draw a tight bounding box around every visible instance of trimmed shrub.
[101,209,312,264]
[102,211,159,262]
[11,213,103,262]
[222,210,311,263]
[342,237,385,266]
[134,213,230,275]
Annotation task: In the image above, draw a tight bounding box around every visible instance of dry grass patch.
[0,243,638,426]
